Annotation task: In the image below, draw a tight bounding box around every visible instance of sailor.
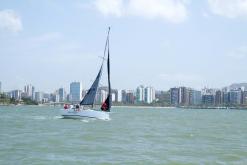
[76,104,80,111]
[64,104,69,109]
[101,102,107,111]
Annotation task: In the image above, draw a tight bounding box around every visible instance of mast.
[80,27,111,107]
[101,27,112,112]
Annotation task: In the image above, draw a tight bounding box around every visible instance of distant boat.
[61,27,112,120]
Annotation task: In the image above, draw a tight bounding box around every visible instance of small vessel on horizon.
[61,27,112,120]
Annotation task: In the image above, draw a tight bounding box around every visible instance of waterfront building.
[10,90,22,101]
[58,88,66,102]
[121,90,134,104]
[242,91,247,105]
[67,94,72,102]
[111,89,118,102]
[229,89,242,105]
[190,90,202,105]
[117,90,122,102]
[202,87,216,95]
[35,92,43,103]
[222,92,229,106]
[170,88,179,106]
[24,84,35,100]
[155,90,170,104]
[43,93,51,102]
[136,85,145,103]
[96,89,108,103]
[70,82,82,103]
[0,81,2,93]
[144,86,155,104]
[202,94,214,106]
[55,94,60,103]
[215,90,222,106]
[179,87,190,106]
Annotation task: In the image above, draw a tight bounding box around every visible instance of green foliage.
[0,94,38,105]
[21,98,38,105]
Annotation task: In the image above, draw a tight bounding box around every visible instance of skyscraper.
[190,90,202,105]
[0,81,2,93]
[170,88,179,106]
[179,87,190,106]
[121,90,135,104]
[58,88,66,102]
[70,82,82,103]
[136,85,145,103]
[242,91,247,105]
[215,90,222,106]
[202,94,214,106]
[144,86,155,104]
[117,90,122,102]
[229,89,242,105]
[24,84,35,100]
[35,92,43,103]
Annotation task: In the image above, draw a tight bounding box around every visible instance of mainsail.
[80,27,111,108]
[101,28,112,112]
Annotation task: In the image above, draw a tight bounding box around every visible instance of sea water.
[0,106,247,164]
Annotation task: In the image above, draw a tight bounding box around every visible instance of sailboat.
[61,27,112,120]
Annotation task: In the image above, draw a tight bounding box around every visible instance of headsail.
[101,27,112,112]
[80,65,103,105]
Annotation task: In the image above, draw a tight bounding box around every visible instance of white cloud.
[94,0,124,17]
[208,0,247,18]
[0,9,22,32]
[93,0,189,23]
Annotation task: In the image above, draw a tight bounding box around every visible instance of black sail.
[101,28,112,111]
[80,65,103,105]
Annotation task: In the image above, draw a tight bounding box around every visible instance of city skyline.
[1,0,247,92]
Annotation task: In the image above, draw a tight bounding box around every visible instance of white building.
[24,84,35,100]
[117,90,122,102]
[136,85,145,102]
[144,86,155,104]
[10,90,22,100]
[35,92,43,103]
[70,82,82,103]
[96,89,108,103]
[112,93,116,102]
[55,94,60,103]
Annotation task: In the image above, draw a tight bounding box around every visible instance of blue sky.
[1,0,247,92]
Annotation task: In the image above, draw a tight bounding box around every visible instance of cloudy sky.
[1,0,247,92]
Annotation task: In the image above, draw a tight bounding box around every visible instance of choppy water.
[1,106,247,164]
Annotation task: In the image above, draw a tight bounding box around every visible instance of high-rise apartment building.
[70,82,82,103]
[24,84,35,100]
[179,87,190,106]
[215,90,222,106]
[58,88,66,102]
[170,88,179,106]
[136,85,145,103]
[229,89,242,105]
[144,86,155,104]
[35,92,43,103]
[190,90,202,105]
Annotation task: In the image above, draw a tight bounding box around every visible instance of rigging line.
[103,27,111,62]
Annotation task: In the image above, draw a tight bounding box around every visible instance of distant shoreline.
[113,105,175,109]
[1,103,247,110]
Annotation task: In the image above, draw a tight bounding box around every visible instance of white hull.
[61,109,110,120]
